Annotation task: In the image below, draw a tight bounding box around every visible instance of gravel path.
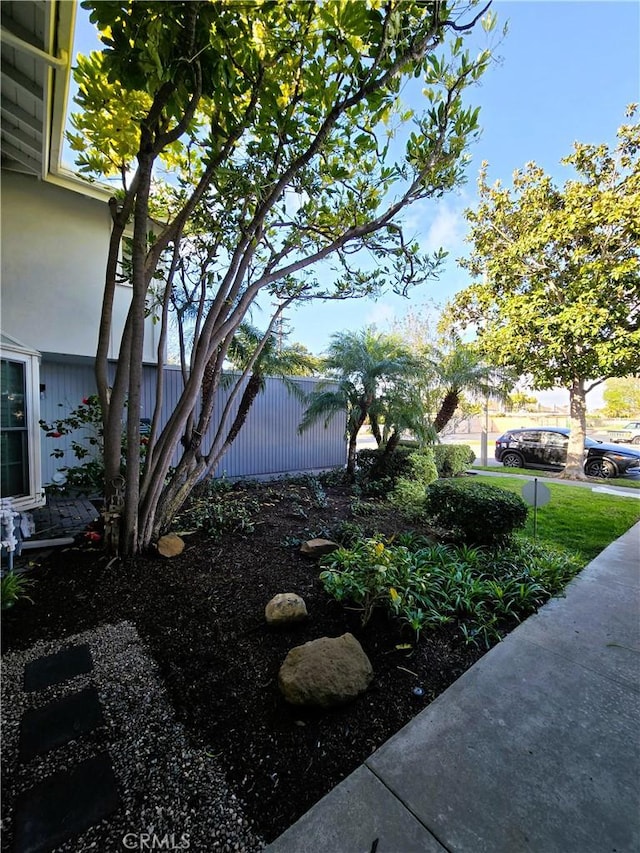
[1,622,264,852]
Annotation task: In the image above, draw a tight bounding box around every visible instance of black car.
[495,427,640,479]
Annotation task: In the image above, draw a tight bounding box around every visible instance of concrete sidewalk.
[266,522,640,853]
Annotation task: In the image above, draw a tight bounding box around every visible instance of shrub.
[389,450,438,516]
[432,444,475,477]
[424,479,528,545]
[355,446,414,496]
[320,534,580,646]
[174,480,256,539]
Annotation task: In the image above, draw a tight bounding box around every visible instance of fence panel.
[39,360,346,486]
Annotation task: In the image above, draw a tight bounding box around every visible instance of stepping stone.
[13,752,120,853]
[24,646,93,692]
[19,687,105,761]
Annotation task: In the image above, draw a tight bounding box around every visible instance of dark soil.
[2,479,490,843]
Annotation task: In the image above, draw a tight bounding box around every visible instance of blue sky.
[290,0,640,355]
[69,2,639,405]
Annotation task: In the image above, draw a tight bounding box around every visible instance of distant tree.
[299,327,416,476]
[507,391,538,412]
[601,377,640,418]
[451,107,640,478]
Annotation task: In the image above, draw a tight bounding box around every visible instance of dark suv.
[495,427,640,479]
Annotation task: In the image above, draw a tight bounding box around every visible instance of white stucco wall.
[1,171,161,363]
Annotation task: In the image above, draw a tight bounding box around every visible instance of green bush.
[432,444,475,477]
[320,535,580,646]
[355,446,414,496]
[424,479,528,545]
[389,450,438,516]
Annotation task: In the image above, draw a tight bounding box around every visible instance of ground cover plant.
[2,468,637,842]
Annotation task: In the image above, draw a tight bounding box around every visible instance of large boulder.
[299,538,339,558]
[278,633,373,708]
[265,593,308,626]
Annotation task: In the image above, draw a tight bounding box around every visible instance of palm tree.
[428,337,511,434]
[299,327,416,477]
[223,323,319,448]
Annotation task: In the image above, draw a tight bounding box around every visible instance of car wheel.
[502,451,523,468]
[632,436,640,445]
[585,458,616,479]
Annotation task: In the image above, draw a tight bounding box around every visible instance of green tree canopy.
[601,377,640,418]
[71,0,495,552]
[449,107,640,477]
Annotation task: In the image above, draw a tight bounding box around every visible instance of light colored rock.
[156,533,185,558]
[265,593,308,626]
[300,538,339,557]
[278,633,373,708]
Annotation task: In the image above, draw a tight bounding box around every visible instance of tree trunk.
[383,430,401,455]
[560,377,588,480]
[433,388,460,433]
[223,372,262,448]
[369,414,383,447]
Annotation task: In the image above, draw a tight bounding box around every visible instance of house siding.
[39,360,346,486]
[1,171,162,364]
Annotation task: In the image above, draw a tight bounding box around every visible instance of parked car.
[606,421,640,445]
[494,427,640,479]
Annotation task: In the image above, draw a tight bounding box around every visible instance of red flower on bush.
[82,397,90,405]
[47,431,63,438]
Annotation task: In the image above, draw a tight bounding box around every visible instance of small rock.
[278,633,373,708]
[265,593,308,626]
[156,533,185,558]
[300,538,339,557]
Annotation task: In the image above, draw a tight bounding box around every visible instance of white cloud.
[423,202,466,253]
[365,302,396,329]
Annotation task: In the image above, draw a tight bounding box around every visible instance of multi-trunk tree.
[70,0,494,553]
[450,107,640,477]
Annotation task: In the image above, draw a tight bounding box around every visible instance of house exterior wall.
[1,171,161,364]
[39,360,346,486]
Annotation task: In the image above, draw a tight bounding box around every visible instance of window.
[543,432,568,448]
[1,359,29,496]
[0,336,44,509]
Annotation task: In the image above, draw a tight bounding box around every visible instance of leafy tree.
[71,0,494,553]
[601,377,640,418]
[450,107,640,478]
[506,391,538,412]
[299,327,417,476]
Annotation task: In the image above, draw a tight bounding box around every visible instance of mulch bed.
[2,479,492,843]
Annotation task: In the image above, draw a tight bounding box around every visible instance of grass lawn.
[471,465,640,489]
[471,474,640,563]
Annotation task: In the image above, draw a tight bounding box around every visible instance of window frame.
[0,337,45,509]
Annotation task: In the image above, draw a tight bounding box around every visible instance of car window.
[518,431,541,443]
[543,432,568,447]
